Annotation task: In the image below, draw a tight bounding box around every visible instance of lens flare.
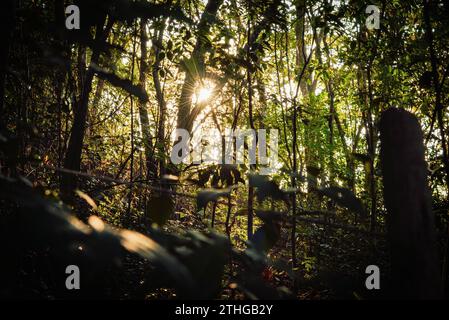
[197,87,212,103]
[192,81,214,104]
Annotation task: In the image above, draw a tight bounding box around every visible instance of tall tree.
[61,15,113,198]
[380,107,441,299]
[176,0,224,133]
[138,18,157,178]
[151,18,168,178]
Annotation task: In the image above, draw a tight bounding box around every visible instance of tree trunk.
[151,19,168,178]
[138,18,157,178]
[380,107,441,299]
[176,0,224,133]
[246,0,255,240]
[61,17,112,199]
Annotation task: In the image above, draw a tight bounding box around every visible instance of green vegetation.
[0,0,448,300]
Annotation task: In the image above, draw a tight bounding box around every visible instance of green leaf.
[147,193,174,226]
[177,232,229,298]
[250,223,281,253]
[317,186,367,219]
[196,188,231,211]
[0,175,195,292]
[249,174,286,202]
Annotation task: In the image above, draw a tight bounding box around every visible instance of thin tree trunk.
[290,0,308,292]
[138,18,157,178]
[366,64,377,232]
[126,22,138,224]
[151,19,168,178]
[246,0,254,240]
[61,17,112,199]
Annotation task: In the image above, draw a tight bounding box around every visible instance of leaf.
[0,175,195,292]
[250,223,281,253]
[196,188,231,211]
[75,190,97,209]
[176,232,229,299]
[269,258,294,280]
[249,174,286,202]
[317,186,367,219]
[249,211,283,254]
[118,228,194,292]
[197,168,213,187]
[161,174,179,182]
[0,175,91,241]
[220,165,245,186]
[147,193,175,226]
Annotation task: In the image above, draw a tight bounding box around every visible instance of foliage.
[1,0,449,300]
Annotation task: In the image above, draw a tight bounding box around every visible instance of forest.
[0,0,448,301]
